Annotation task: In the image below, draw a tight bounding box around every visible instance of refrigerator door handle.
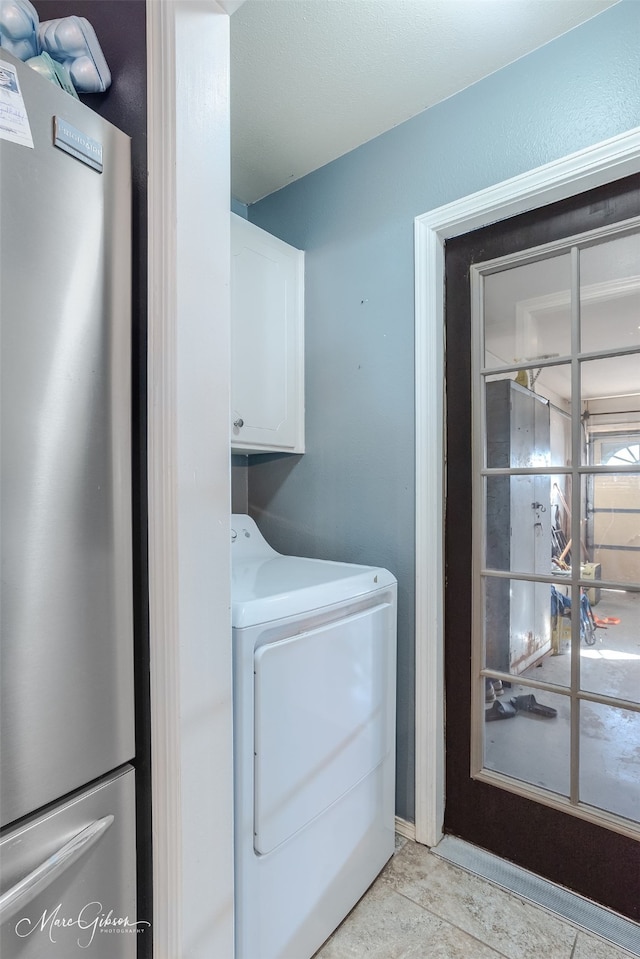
[0,815,114,926]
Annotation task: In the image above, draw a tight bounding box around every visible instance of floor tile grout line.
[432,837,640,957]
[319,844,631,959]
[434,859,637,955]
[387,846,626,959]
[569,931,578,959]
[390,886,546,959]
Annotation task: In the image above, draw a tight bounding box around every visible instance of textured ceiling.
[230,0,618,205]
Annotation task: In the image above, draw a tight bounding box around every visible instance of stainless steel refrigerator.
[0,49,138,956]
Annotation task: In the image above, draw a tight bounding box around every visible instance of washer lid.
[231,515,396,628]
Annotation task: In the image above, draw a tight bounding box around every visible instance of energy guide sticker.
[0,62,34,148]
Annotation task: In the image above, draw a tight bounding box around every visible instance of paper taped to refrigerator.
[0,60,33,147]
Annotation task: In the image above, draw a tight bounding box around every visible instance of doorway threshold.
[433,835,640,957]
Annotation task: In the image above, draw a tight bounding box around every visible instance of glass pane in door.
[485,475,555,575]
[583,471,640,586]
[580,701,640,822]
[485,376,554,467]
[580,230,640,354]
[580,587,640,704]
[581,355,640,463]
[483,253,572,369]
[484,576,554,677]
[484,686,570,796]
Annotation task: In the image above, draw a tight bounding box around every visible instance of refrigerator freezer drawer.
[0,766,140,958]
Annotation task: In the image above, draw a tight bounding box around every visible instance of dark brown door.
[444,174,640,921]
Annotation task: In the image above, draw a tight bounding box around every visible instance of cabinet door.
[231,214,304,453]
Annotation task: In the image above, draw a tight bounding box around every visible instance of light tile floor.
[314,837,637,959]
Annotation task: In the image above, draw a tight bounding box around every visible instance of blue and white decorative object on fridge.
[0,0,39,61]
[39,15,111,92]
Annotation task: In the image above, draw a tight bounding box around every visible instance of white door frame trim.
[414,126,640,848]
[147,1,234,954]
[147,3,181,949]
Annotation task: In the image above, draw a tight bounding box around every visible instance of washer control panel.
[231,514,278,560]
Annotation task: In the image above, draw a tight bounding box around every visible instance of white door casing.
[147,2,234,956]
[414,127,640,848]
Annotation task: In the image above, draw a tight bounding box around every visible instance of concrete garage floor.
[485,590,640,823]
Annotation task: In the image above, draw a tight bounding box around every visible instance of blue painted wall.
[231,196,248,218]
[245,0,640,823]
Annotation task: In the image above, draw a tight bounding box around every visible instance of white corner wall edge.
[147,2,233,957]
[414,127,640,849]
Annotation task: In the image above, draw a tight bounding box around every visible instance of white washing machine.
[231,514,397,959]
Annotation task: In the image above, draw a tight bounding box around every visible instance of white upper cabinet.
[230,213,305,454]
